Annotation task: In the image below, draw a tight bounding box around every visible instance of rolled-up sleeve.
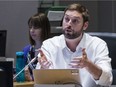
[95,68,113,86]
[91,38,113,86]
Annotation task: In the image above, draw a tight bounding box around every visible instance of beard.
[62,28,83,39]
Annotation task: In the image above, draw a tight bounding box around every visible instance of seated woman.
[23,13,50,81]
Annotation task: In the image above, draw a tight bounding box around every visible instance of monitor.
[0,30,7,57]
[0,61,13,87]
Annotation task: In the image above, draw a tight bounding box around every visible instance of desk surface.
[14,81,34,87]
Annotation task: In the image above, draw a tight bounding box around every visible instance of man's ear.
[83,21,89,30]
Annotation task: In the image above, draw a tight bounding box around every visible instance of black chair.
[88,32,116,85]
[112,69,116,85]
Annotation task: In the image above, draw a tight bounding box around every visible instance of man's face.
[62,10,87,39]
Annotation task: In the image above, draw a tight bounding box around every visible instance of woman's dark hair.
[63,3,89,23]
[28,13,50,45]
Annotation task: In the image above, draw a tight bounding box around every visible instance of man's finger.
[82,48,87,59]
[38,49,44,57]
[38,49,47,61]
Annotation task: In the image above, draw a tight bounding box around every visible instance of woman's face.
[29,26,42,41]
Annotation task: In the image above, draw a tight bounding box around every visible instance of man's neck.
[65,33,83,52]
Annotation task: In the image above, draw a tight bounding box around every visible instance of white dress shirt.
[36,33,113,87]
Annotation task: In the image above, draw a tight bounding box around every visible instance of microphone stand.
[13,57,38,80]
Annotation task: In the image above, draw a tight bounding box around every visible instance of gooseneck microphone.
[13,53,41,80]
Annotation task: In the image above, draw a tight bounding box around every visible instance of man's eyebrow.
[65,14,81,19]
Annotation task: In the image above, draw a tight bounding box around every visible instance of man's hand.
[69,48,102,80]
[38,49,51,69]
[69,48,88,68]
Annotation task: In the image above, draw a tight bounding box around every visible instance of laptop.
[33,69,81,85]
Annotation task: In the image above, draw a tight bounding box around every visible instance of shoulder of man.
[44,34,64,42]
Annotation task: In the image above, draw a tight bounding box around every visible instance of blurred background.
[0,0,116,66]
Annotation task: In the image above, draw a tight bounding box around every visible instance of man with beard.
[36,3,113,87]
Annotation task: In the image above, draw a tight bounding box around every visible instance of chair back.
[88,32,116,69]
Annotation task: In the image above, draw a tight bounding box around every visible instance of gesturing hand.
[69,48,88,69]
[38,49,52,69]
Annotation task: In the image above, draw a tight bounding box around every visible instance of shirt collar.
[76,33,86,50]
[62,33,86,51]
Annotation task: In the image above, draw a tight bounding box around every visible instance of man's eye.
[65,17,69,22]
[72,19,78,24]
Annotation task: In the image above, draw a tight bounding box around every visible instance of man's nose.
[67,25,71,29]
[67,20,72,25]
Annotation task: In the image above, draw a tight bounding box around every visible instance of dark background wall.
[0,0,115,65]
[0,1,38,59]
[58,1,116,33]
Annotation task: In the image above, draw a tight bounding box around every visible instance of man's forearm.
[85,60,102,80]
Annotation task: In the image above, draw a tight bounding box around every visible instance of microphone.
[13,53,41,80]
